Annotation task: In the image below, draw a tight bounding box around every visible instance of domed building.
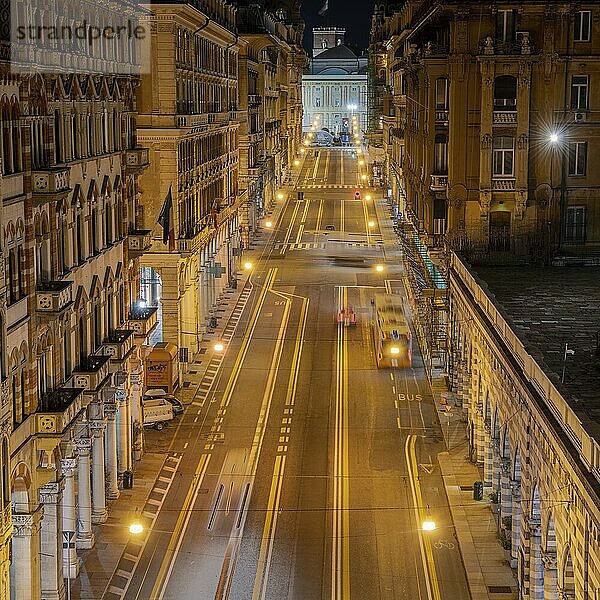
[302,27,368,137]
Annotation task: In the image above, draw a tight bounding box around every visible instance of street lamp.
[129,522,144,535]
[422,520,436,531]
[244,261,253,270]
[368,221,375,228]
[277,192,284,200]
[375,264,384,272]
[214,342,224,352]
[549,130,567,250]
[265,220,273,228]
[365,194,372,201]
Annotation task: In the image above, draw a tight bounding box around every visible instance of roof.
[315,44,359,60]
[471,265,600,431]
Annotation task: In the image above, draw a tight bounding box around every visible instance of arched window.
[2,100,13,174]
[494,75,517,110]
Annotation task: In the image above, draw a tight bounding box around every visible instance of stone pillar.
[116,387,131,476]
[500,457,512,523]
[61,458,79,579]
[528,518,544,600]
[130,367,144,461]
[76,438,94,549]
[492,437,501,490]
[510,480,522,568]
[484,424,493,486]
[104,403,119,500]
[91,422,108,524]
[542,551,558,600]
[11,508,43,600]
[39,481,65,600]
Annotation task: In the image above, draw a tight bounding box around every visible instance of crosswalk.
[297,184,364,190]
[273,240,383,251]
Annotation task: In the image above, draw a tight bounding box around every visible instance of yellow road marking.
[405,434,441,600]
[150,269,277,599]
[281,200,301,254]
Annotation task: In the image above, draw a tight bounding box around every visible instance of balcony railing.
[128,306,158,337]
[493,110,517,125]
[176,114,208,128]
[430,175,448,191]
[99,329,135,366]
[36,280,73,313]
[248,94,262,106]
[36,388,85,434]
[435,110,449,123]
[124,148,150,173]
[1,172,24,200]
[492,178,516,191]
[32,167,70,203]
[128,229,152,256]
[69,355,110,392]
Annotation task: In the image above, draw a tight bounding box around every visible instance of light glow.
[368,221,375,227]
[422,520,436,531]
[549,133,559,144]
[265,221,273,228]
[375,265,384,272]
[365,194,372,201]
[361,174,367,180]
[129,522,143,535]
[277,193,284,200]
[390,346,400,355]
[294,159,300,165]
[244,262,253,270]
[214,342,224,352]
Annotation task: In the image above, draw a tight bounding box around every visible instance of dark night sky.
[301,0,377,54]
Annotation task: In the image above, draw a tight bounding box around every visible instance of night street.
[123,149,469,600]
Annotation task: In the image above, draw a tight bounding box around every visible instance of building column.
[76,438,94,549]
[104,403,120,500]
[91,422,108,524]
[528,518,544,600]
[484,424,493,485]
[500,457,512,523]
[39,481,65,600]
[130,366,144,461]
[11,508,43,600]
[542,551,558,600]
[510,480,521,568]
[61,457,79,579]
[116,386,131,477]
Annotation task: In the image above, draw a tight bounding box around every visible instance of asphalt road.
[124,148,470,600]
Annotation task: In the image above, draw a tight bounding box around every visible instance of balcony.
[492,178,516,191]
[123,148,150,174]
[493,111,517,125]
[127,229,152,257]
[32,167,71,204]
[435,111,449,124]
[128,306,158,338]
[430,175,448,191]
[69,355,111,392]
[176,113,208,128]
[36,280,73,314]
[1,172,24,200]
[248,94,262,106]
[35,388,85,435]
[99,329,135,369]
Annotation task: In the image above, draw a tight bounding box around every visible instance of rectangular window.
[574,11,591,42]
[496,9,516,43]
[315,97,321,107]
[568,141,587,176]
[565,206,586,244]
[492,136,514,176]
[435,78,449,110]
[571,75,589,110]
[434,136,448,174]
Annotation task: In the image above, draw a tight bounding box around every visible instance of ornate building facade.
[372,2,600,598]
[0,1,152,597]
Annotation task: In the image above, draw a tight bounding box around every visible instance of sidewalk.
[367,146,518,599]
[74,193,290,598]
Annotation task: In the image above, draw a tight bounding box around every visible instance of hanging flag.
[157,185,175,251]
[318,0,328,16]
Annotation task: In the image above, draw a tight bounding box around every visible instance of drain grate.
[488,586,513,594]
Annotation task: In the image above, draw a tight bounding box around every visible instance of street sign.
[210,263,226,277]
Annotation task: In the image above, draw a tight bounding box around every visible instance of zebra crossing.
[273,240,383,251]
[103,454,182,599]
[297,184,364,190]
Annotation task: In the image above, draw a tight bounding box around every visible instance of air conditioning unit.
[574,111,587,123]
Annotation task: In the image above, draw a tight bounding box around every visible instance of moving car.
[143,388,184,415]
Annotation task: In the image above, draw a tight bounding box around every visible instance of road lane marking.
[295,197,310,245]
[281,199,302,255]
[332,286,350,600]
[150,269,277,599]
[405,434,441,600]
[252,293,309,599]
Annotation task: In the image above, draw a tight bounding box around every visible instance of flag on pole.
[318,0,328,16]
[157,185,175,251]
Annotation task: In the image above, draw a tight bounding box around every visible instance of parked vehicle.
[142,398,174,430]
[143,388,184,415]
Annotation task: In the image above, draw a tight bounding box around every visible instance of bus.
[372,292,412,368]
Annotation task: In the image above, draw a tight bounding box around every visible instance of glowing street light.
[390,346,400,355]
[375,264,384,272]
[265,220,273,228]
[365,194,372,201]
[214,342,224,352]
[277,192,284,200]
[368,221,375,227]
[422,520,436,531]
[294,159,300,166]
[129,522,144,535]
[300,147,305,154]
[244,261,253,270]
[361,174,367,181]
[359,159,364,166]
[549,132,560,144]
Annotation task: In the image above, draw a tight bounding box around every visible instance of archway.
[543,513,558,598]
[560,547,575,599]
[528,485,544,600]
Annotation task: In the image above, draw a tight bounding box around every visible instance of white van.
[142,398,174,430]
